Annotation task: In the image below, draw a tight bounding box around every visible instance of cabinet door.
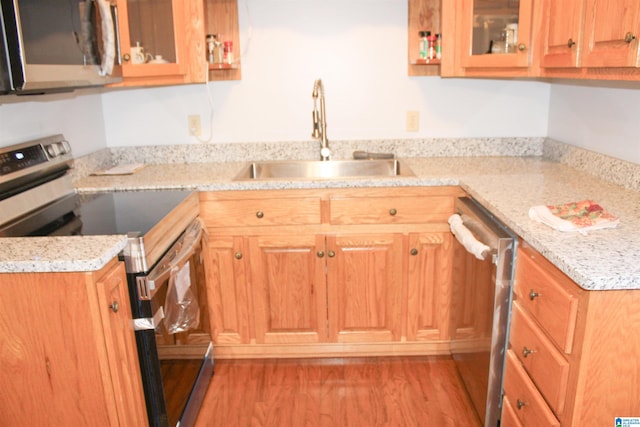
[407,232,453,341]
[115,0,206,85]
[455,0,534,69]
[581,0,640,67]
[540,0,586,68]
[326,233,403,343]
[95,262,148,427]
[249,234,327,344]
[205,235,252,344]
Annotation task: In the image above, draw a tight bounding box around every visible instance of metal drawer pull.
[256,211,264,219]
[516,399,527,410]
[317,251,325,258]
[567,38,576,48]
[389,208,397,216]
[327,250,336,258]
[234,252,243,260]
[529,289,540,300]
[522,347,535,358]
[109,301,119,313]
[625,32,636,44]
[410,248,418,256]
[518,43,526,51]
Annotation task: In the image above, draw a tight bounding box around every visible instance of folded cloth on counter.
[529,200,619,234]
[448,214,491,260]
[91,163,145,176]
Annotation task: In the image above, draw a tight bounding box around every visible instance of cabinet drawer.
[514,246,580,353]
[330,196,453,224]
[503,350,560,427]
[203,198,321,227]
[501,395,524,427]
[510,302,569,415]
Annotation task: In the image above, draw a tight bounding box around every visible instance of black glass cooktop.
[74,190,194,236]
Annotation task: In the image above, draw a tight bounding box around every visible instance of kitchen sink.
[233,159,415,180]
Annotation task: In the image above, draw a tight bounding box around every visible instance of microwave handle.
[96,0,117,75]
[146,219,205,292]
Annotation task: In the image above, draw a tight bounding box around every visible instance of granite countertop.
[2,156,640,292]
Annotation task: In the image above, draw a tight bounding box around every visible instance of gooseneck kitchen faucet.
[312,79,331,161]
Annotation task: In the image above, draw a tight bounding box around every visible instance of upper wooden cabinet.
[113,0,206,87]
[581,0,640,68]
[204,0,242,81]
[112,0,242,87]
[425,0,640,80]
[408,0,441,76]
[441,0,539,77]
[539,0,586,68]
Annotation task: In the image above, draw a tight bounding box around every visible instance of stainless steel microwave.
[0,0,121,94]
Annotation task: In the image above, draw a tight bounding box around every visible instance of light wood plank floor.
[195,356,481,427]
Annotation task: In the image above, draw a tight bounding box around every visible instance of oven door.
[134,218,214,427]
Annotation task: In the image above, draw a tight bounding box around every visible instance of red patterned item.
[528,199,620,233]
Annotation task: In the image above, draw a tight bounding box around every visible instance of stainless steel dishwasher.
[448,196,517,427]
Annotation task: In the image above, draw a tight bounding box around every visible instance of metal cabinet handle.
[522,346,535,358]
[517,43,526,51]
[567,38,576,48]
[123,53,131,62]
[389,208,397,216]
[327,250,336,258]
[516,399,527,410]
[625,32,636,44]
[410,248,418,256]
[256,211,264,219]
[317,251,325,258]
[529,289,540,300]
[234,252,243,260]
[109,301,119,313]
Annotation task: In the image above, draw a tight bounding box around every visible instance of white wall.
[547,81,640,164]
[0,90,107,156]
[101,0,550,147]
[4,0,640,169]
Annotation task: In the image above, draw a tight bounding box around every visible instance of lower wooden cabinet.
[250,233,327,344]
[327,233,404,343]
[200,187,464,357]
[0,259,147,427]
[503,244,640,426]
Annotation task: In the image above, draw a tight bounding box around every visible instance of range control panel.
[0,136,72,177]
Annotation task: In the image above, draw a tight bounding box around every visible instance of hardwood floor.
[195,356,481,427]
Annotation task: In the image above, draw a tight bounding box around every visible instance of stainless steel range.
[0,135,214,427]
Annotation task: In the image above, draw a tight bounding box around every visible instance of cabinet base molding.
[212,341,452,359]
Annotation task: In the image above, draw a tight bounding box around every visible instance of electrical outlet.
[188,115,202,137]
[406,111,419,132]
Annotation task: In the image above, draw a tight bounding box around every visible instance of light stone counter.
[2,141,639,290]
[0,236,128,273]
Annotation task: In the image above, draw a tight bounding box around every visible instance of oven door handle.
[146,218,205,292]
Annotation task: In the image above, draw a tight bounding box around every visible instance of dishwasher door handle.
[448,214,491,261]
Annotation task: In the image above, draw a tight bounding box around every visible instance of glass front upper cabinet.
[114,0,205,85]
[459,0,533,68]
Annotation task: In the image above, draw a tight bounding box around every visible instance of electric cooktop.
[75,190,195,236]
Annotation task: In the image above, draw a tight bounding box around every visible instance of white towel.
[448,214,491,261]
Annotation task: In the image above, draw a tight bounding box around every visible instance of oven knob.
[46,144,61,158]
[61,140,71,154]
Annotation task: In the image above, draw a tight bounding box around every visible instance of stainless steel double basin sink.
[233,159,415,181]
